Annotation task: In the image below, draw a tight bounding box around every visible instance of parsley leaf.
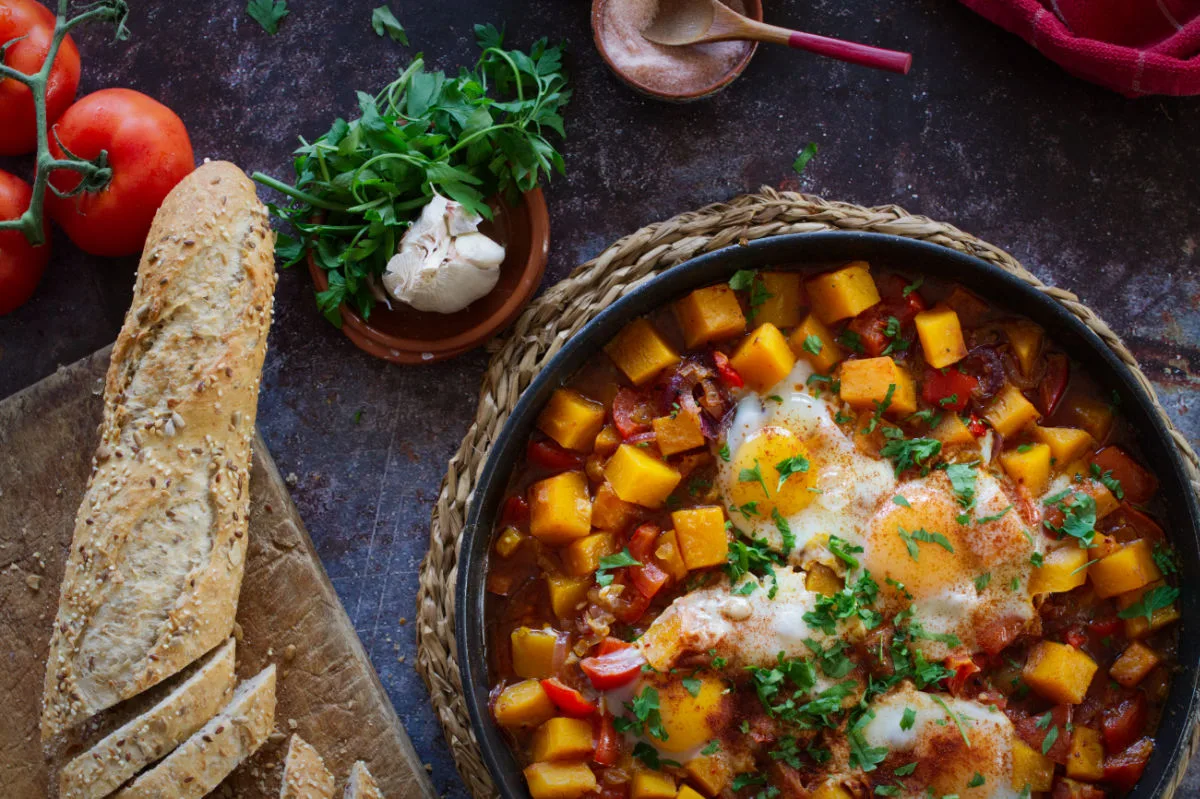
[829,534,864,568]
[803,334,823,355]
[862,384,896,434]
[247,0,288,34]
[900,707,917,730]
[898,526,955,560]
[700,740,720,755]
[976,505,1013,525]
[848,712,889,772]
[631,741,679,770]
[776,455,811,490]
[893,494,911,508]
[682,676,703,697]
[931,695,971,747]
[1043,491,1097,548]
[740,459,772,497]
[370,6,408,44]
[772,508,796,552]
[595,548,640,587]
[718,442,731,461]
[880,429,942,476]
[968,772,986,788]
[902,276,924,297]
[1153,543,1180,575]
[792,141,818,174]
[728,269,756,291]
[1118,585,1179,623]
[974,572,992,591]
[837,329,865,354]
[945,462,978,509]
[1041,725,1059,755]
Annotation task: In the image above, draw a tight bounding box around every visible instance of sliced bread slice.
[280,734,335,799]
[60,638,237,799]
[342,761,384,799]
[114,664,276,799]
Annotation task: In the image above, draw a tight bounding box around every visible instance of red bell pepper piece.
[1013,704,1073,764]
[1103,737,1154,791]
[975,614,1024,655]
[1090,446,1158,504]
[593,711,621,766]
[595,637,632,656]
[1051,779,1106,799]
[527,439,585,471]
[1038,353,1070,416]
[580,646,645,690]
[500,495,529,526]
[1103,692,1148,753]
[920,367,978,413]
[540,678,596,718]
[942,654,981,697]
[612,388,654,439]
[966,413,988,437]
[1089,615,1123,638]
[612,582,653,624]
[712,351,744,389]
[626,523,669,598]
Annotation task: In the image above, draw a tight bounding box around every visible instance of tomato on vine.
[0,0,81,156]
[0,169,50,314]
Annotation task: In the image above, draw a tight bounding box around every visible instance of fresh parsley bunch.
[254,24,570,325]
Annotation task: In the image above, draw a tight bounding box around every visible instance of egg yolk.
[655,676,727,753]
[865,491,977,600]
[729,426,817,518]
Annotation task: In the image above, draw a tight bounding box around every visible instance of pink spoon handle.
[786,30,912,75]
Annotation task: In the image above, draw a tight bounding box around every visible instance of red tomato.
[1038,353,1070,416]
[595,637,631,656]
[712,351,744,388]
[976,614,1024,655]
[0,0,81,155]
[1103,737,1154,791]
[1102,503,1164,544]
[1051,779,1106,799]
[1103,692,1147,753]
[1090,446,1158,504]
[1012,704,1072,764]
[499,495,529,526]
[0,169,50,314]
[593,712,621,766]
[920,367,978,412]
[540,678,596,718]
[46,89,193,256]
[526,439,584,471]
[579,646,645,690]
[942,654,981,697]
[611,388,655,439]
[1088,616,1122,638]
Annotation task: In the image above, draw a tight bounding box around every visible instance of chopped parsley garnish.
[886,576,913,600]
[700,740,720,755]
[804,638,856,678]
[1035,711,1053,729]
[938,393,959,407]
[848,711,889,772]
[880,429,942,476]
[1030,552,1044,568]
[829,534,864,568]
[902,276,924,297]
[909,622,961,648]
[732,773,766,791]
[967,772,986,788]
[729,269,757,291]
[595,548,640,587]
[804,572,882,634]
[863,384,896,435]
[768,394,783,404]
[974,572,992,591]
[1041,725,1059,755]
[900,707,917,730]
[726,536,782,597]
[895,762,918,777]
[734,501,760,518]
[803,334,824,355]
[931,695,971,747]
[776,454,811,490]
[718,442,731,461]
[945,462,978,509]
[1153,542,1180,575]
[1043,490,1097,548]
[730,270,773,318]
[615,686,667,740]
[772,508,796,552]
[1118,585,1179,623]
[1090,462,1125,499]
[898,527,955,560]
[976,505,1013,525]
[793,141,818,174]
[893,494,911,508]
[681,676,703,697]
[838,329,865,354]
[1016,443,1034,453]
[739,459,772,497]
[631,741,679,770]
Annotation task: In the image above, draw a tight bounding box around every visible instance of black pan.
[456,232,1200,799]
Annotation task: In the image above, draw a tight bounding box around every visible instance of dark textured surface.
[0,1,1197,796]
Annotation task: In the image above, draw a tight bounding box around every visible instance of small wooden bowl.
[308,189,550,364]
[591,0,762,101]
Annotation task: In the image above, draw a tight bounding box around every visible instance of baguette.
[280,735,335,799]
[41,161,277,740]
[342,761,384,799]
[59,638,237,799]
[114,664,277,799]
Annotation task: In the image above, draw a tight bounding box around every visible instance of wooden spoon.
[641,0,912,75]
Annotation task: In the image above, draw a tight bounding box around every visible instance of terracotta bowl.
[591,0,762,101]
[307,188,550,364]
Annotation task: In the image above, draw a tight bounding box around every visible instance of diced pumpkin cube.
[1088,533,1121,560]
[1110,642,1161,688]
[1000,442,1052,496]
[755,272,804,329]
[495,526,525,558]
[1029,545,1090,594]
[640,610,683,672]
[529,472,593,545]
[530,717,595,762]
[537,389,606,452]
[1022,641,1098,704]
[810,782,854,799]
[606,319,680,386]
[630,770,677,799]
[655,529,689,581]
[683,755,729,797]
[1063,394,1114,443]
[546,575,592,618]
[788,313,844,374]
[604,444,681,508]
[494,679,556,728]
[671,506,729,569]
[653,411,706,456]
[1066,725,1105,781]
[1089,540,1161,598]
[838,356,917,417]
[1033,425,1096,468]
[563,533,616,576]
[511,627,561,679]
[594,425,621,457]
[983,384,1041,438]
[674,285,747,349]
[806,262,880,324]
[914,305,968,368]
[729,323,796,392]
[805,562,843,596]
[676,786,708,799]
[591,481,638,532]
[933,414,976,447]
[1005,321,1044,377]
[523,762,597,799]
[1011,737,1055,792]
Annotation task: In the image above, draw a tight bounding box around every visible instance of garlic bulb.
[381,194,506,314]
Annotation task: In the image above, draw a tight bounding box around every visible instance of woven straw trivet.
[415,188,1200,799]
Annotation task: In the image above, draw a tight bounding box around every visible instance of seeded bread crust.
[280,735,336,799]
[113,665,277,799]
[342,761,385,799]
[58,638,237,799]
[41,161,277,741]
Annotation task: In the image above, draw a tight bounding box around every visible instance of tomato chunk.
[540,678,596,718]
[1103,691,1148,753]
[1012,704,1072,764]
[612,388,655,439]
[580,646,645,690]
[942,654,981,697]
[593,711,621,766]
[500,495,530,526]
[1090,446,1158,504]
[1103,737,1154,791]
[1038,353,1070,416]
[595,637,631,656]
[527,439,585,471]
[712,350,744,388]
[921,367,978,412]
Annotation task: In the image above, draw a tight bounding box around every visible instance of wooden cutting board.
[0,346,436,799]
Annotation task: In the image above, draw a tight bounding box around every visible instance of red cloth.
[960,0,1200,95]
